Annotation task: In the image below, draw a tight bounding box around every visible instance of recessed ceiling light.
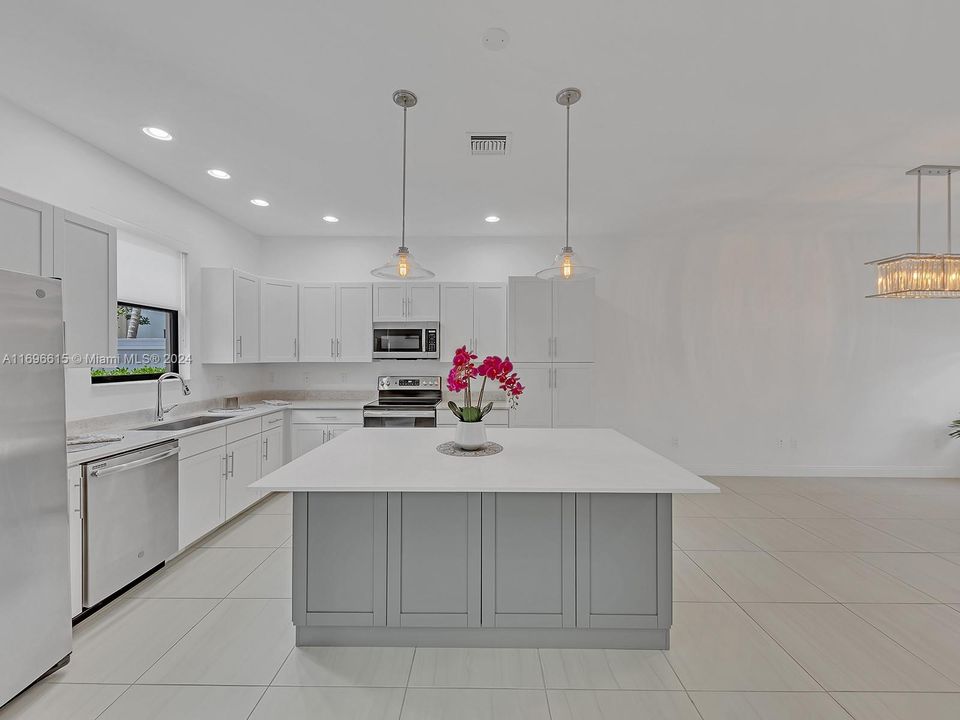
[207,168,231,180]
[250,198,270,207]
[485,215,500,223]
[322,215,339,223]
[142,126,173,141]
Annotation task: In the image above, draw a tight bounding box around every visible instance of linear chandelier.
[867,165,960,298]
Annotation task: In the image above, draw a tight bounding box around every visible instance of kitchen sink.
[138,415,227,432]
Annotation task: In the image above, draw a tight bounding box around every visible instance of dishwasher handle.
[90,447,180,477]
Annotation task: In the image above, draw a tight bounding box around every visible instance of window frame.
[90,301,180,384]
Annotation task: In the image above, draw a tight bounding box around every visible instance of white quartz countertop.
[66,400,367,466]
[251,428,720,494]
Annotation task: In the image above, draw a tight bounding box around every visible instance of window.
[91,303,179,383]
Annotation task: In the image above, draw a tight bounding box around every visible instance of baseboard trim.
[686,464,959,478]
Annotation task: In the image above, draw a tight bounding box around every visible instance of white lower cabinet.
[290,409,362,459]
[261,425,284,476]
[178,446,225,550]
[224,433,261,518]
[67,466,83,617]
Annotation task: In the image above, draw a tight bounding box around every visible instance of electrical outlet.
[340,372,348,384]
[777,438,785,449]
[671,435,680,448]
[303,373,311,386]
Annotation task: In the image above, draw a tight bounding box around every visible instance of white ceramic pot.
[454,420,487,450]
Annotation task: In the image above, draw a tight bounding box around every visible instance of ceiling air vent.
[468,133,511,156]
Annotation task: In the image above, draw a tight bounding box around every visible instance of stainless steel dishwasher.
[82,441,179,607]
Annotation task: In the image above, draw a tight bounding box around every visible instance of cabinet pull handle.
[221,455,227,479]
[293,337,298,358]
[267,417,283,424]
[336,338,341,358]
[228,451,235,477]
[237,336,243,359]
[263,437,269,460]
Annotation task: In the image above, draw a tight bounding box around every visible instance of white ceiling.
[1,0,959,239]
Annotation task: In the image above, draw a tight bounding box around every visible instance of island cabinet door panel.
[305,492,387,626]
[576,493,667,629]
[481,493,575,628]
[388,492,481,628]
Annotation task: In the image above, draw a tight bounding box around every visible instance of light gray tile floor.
[5,480,960,719]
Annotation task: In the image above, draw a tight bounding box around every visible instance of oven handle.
[362,409,436,419]
[90,447,180,477]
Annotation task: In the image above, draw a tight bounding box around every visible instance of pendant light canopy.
[867,165,960,298]
[536,87,598,281]
[371,90,435,280]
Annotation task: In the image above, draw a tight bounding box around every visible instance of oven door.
[372,323,438,359]
[363,408,437,428]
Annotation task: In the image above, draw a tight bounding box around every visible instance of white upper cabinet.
[336,284,373,362]
[234,271,260,362]
[508,277,553,362]
[440,283,474,357]
[53,209,117,363]
[374,283,407,321]
[508,277,594,363]
[474,283,507,358]
[441,282,506,359]
[298,283,337,362]
[374,282,439,322]
[260,277,299,362]
[0,186,53,277]
[553,278,595,362]
[202,268,261,363]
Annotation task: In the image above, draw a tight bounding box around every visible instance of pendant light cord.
[917,172,922,254]
[565,102,571,250]
[948,170,952,255]
[401,105,407,250]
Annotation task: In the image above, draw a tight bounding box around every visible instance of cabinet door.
[553,277,595,362]
[374,283,406,321]
[388,492,480,628]
[0,186,53,276]
[67,466,83,617]
[291,424,327,459]
[326,424,355,442]
[261,426,284,478]
[337,283,373,362]
[508,277,552,362]
[53,209,117,363]
[440,283,474,357]
[178,447,225,549]
[508,363,552,428]
[298,283,336,362]
[406,283,440,321]
[234,270,260,362]
[225,433,262,518]
[474,283,507,358]
[260,278,299,362]
[553,363,596,428]
[482,493,575,628]
[306,492,387,626]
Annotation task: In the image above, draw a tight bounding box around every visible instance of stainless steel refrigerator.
[0,268,72,706]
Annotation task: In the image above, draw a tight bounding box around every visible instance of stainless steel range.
[362,376,441,428]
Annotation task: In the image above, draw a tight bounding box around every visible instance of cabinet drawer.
[437,408,508,427]
[261,411,285,431]
[290,408,362,424]
[178,427,227,459]
[226,417,262,443]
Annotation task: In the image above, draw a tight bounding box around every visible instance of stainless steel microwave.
[372,322,440,360]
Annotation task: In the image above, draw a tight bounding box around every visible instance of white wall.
[0,96,263,420]
[604,207,960,477]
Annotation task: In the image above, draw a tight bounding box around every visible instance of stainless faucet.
[155,372,191,422]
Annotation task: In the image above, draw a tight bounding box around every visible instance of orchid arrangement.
[447,345,524,422]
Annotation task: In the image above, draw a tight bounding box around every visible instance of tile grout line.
[396,646,418,720]
[89,682,134,720]
[536,648,553,720]
[244,645,295,720]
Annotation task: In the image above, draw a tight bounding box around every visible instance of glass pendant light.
[536,87,598,280]
[371,90,435,280]
[867,165,960,298]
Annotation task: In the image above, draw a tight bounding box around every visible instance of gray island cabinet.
[252,428,718,649]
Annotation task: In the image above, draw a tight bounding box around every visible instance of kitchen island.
[251,427,718,649]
